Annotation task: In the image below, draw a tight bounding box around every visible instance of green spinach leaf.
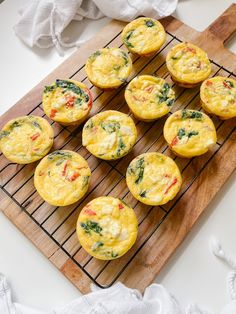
[135,157,145,184]
[32,121,43,130]
[139,190,147,197]
[224,80,234,88]
[158,83,174,106]
[116,137,126,157]
[124,30,134,48]
[48,151,72,161]
[145,19,155,27]
[101,121,120,133]
[177,128,186,139]
[188,130,199,138]
[92,241,104,251]
[181,110,202,120]
[82,175,90,188]
[85,119,94,129]
[56,80,83,96]
[0,130,10,140]
[44,85,56,93]
[80,221,103,235]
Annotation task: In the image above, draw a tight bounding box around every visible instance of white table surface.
[0,0,236,312]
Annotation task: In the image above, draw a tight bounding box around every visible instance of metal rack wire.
[0,30,235,289]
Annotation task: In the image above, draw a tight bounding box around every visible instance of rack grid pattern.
[0,30,236,289]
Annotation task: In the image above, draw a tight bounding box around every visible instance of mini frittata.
[42,79,92,125]
[85,48,132,89]
[34,150,91,206]
[166,43,212,88]
[125,75,175,121]
[200,76,236,119]
[0,115,54,164]
[121,17,166,56]
[77,196,138,260]
[126,152,182,206]
[163,110,217,158]
[82,110,137,160]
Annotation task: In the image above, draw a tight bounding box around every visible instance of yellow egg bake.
[82,110,137,160]
[0,115,54,164]
[166,43,211,88]
[126,152,182,206]
[121,17,166,56]
[164,110,217,158]
[200,76,236,119]
[43,79,92,125]
[125,75,175,121]
[85,48,132,89]
[76,196,138,260]
[34,150,91,206]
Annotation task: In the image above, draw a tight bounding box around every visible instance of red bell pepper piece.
[62,161,69,176]
[84,208,96,216]
[206,80,213,86]
[77,166,87,170]
[50,108,57,118]
[170,136,178,147]
[30,132,40,141]
[164,177,178,195]
[223,81,231,89]
[144,85,154,93]
[185,46,196,53]
[133,95,147,102]
[118,203,124,210]
[67,172,80,181]
[65,95,76,108]
[86,89,93,108]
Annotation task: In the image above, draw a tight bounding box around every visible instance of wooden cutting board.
[0,5,236,294]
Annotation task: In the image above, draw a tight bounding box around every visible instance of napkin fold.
[14,0,178,55]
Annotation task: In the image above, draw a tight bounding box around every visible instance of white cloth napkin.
[1,238,236,314]
[14,0,178,55]
[0,277,183,314]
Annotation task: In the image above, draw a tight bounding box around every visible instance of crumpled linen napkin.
[0,277,183,314]
[14,0,178,55]
[2,238,236,314]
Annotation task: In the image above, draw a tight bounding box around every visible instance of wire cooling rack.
[0,30,236,289]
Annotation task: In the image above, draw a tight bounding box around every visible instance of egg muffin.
[166,43,211,88]
[77,196,138,260]
[200,76,236,120]
[42,79,92,125]
[126,152,182,206]
[82,110,137,160]
[121,17,166,56]
[0,115,54,164]
[85,48,132,89]
[125,75,175,121]
[163,110,217,158]
[34,150,91,206]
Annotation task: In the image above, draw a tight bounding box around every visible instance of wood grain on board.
[0,4,236,293]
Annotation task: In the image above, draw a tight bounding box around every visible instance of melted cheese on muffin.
[125,75,175,121]
[126,152,182,206]
[34,150,91,206]
[166,43,211,86]
[200,76,236,119]
[85,48,132,89]
[82,110,137,160]
[42,79,92,125]
[77,196,138,260]
[163,110,217,158]
[121,17,166,56]
[0,115,54,164]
